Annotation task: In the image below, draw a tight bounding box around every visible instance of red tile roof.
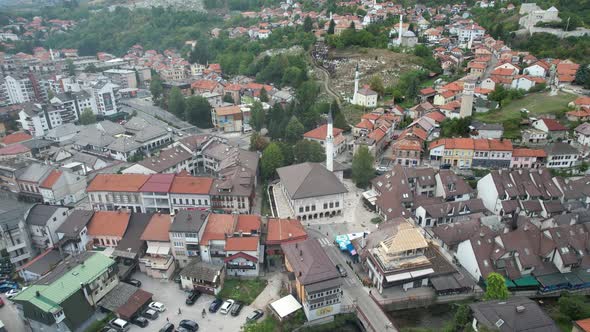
[140,174,175,192]
[574,96,590,106]
[368,127,387,142]
[1,132,32,145]
[0,143,30,156]
[420,87,436,95]
[512,148,546,158]
[39,170,62,189]
[87,174,150,192]
[355,119,374,130]
[169,175,213,194]
[304,124,344,141]
[541,118,568,131]
[424,111,446,123]
[140,213,171,241]
[200,213,234,245]
[235,215,261,233]
[224,237,259,251]
[87,211,131,237]
[491,68,516,77]
[266,218,308,245]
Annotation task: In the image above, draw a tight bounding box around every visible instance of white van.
[109,318,131,331]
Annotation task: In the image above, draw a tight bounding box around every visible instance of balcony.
[140,256,173,271]
[227,264,256,270]
[7,241,27,252]
[10,252,31,264]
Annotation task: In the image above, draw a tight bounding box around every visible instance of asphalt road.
[308,229,397,332]
[0,294,29,331]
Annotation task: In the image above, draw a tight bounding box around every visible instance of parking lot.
[128,272,258,332]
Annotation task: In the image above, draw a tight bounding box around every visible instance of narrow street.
[307,228,398,332]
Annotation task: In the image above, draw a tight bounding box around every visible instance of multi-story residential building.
[124,146,194,174]
[179,258,225,295]
[91,80,118,116]
[140,213,174,279]
[574,123,590,147]
[39,169,87,205]
[103,69,138,89]
[4,74,35,104]
[543,142,579,169]
[18,102,77,137]
[282,238,342,321]
[521,128,548,145]
[510,148,546,169]
[199,213,262,276]
[87,174,149,212]
[13,253,119,332]
[170,175,212,213]
[532,118,568,141]
[24,204,70,251]
[55,209,94,255]
[169,210,208,267]
[0,193,35,267]
[415,199,487,227]
[429,138,513,169]
[137,174,174,214]
[211,105,251,133]
[435,169,474,201]
[87,210,131,248]
[16,163,53,202]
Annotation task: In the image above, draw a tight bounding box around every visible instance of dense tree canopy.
[185,96,213,128]
[79,108,96,125]
[167,87,186,117]
[261,142,284,180]
[484,273,509,300]
[352,146,375,188]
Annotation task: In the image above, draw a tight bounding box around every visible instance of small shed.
[98,283,153,320]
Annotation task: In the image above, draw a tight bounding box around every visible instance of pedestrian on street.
[178,308,181,315]
[166,317,169,322]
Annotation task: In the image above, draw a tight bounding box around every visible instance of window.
[329,202,334,208]
[299,207,304,213]
[323,203,328,209]
[335,201,339,208]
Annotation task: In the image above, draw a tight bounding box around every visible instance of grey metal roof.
[97,121,125,136]
[20,249,63,276]
[114,213,152,258]
[107,137,141,152]
[44,123,80,139]
[544,142,578,156]
[169,210,208,233]
[469,297,560,332]
[56,210,94,236]
[26,204,68,226]
[21,139,54,150]
[276,162,347,200]
[98,282,140,312]
[17,163,53,183]
[180,258,223,282]
[75,127,115,148]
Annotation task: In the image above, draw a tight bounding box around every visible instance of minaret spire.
[353,63,359,104]
[398,14,403,46]
[326,105,334,172]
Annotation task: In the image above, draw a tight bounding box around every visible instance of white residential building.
[4,75,35,104]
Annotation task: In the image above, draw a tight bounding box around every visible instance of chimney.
[36,291,41,297]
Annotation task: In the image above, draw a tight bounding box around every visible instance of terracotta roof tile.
[512,148,546,158]
[266,218,307,245]
[170,176,213,194]
[224,236,259,251]
[87,211,131,237]
[140,213,171,241]
[304,124,344,140]
[2,132,32,145]
[235,215,261,233]
[87,174,150,192]
[200,213,234,245]
[39,170,62,189]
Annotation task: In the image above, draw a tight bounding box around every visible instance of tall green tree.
[150,75,164,102]
[250,101,266,131]
[259,88,269,102]
[369,75,385,97]
[79,108,96,125]
[484,272,509,300]
[250,132,268,152]
[260,142,284,180]
[575,64,590,89]
[66,58,76,76]
[167,87,186,118]
[352,146,375,188]
[294,140,325,163]
[285,116,305,143]
[328,19,336,35]
[185,96,212,128]
[303,16,313,32]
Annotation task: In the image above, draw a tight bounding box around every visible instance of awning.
[410,268,434,278]
[386,272,412,283]
[362,190,378,205]
[157,244,170,255]
[269,295,302,319]
[146,245,158,255]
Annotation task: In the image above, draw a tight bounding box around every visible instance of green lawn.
[218,278,267,305]
[473,91,576,139]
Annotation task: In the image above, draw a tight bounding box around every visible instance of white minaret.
[326,108,334,172]
[460,77,476,118]
[353,63,359,104]
[397,14,403,46]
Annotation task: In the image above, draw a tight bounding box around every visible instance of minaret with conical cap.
[397,14,403,46]
[326,107,334,172]
[353,63,359,104]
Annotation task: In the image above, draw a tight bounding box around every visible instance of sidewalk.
[250,272,285,309]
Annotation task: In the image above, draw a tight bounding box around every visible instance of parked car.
[185,290,201,305]
[440,163,452,170]
[108,318,131,332]
[0,282,18,293]
[100,327,117,332]
[159,323,175,332]
[5,288,21,299]
[219,299,235,315]
[131,316,149,328]
[230,301,243,316]
[246,309,264,322]
[142,308,159,320]
[209,298,223,313]
[149,301,166,312]
[126,279,141,287]
[335,264,347,278]
[173,275,181,284]
[178,319,199,332]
